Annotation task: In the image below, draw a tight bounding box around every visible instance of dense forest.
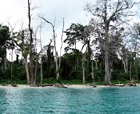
[0,0,140,86]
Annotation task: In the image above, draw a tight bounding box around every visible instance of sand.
[0,84,113,89]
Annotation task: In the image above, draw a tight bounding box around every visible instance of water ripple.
[0,87,140,114]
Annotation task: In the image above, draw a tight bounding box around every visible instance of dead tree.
[7,21,17,80]
[59,18,65,69]
[39,17,60,80]
[28,0,35,86]
[40,16,65,80]
[14,29,30,84]
[39,22,43,84]
[82,53,86,84]
[85,0,137,85]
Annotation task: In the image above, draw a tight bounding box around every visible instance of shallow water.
[0,87,140,114]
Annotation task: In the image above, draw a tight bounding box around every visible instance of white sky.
[0,0,93,42]
[0,0,139,60]
[0,0,94,60]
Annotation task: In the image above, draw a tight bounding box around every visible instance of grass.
[0,78,138,86]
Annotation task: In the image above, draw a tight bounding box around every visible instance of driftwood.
[127,83,136,87]
[127,79,137,87]
[36,84,54,87]
[53,83,67,88]
[44,84,54,86]
[11,84,17,87]
[115,84,125,87]
[89,83,97,87]
[37,84,44,87]
[36,83,67,88]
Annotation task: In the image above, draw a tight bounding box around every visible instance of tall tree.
[65,23,92,84]
[129,23,140,80]
[7,21,17,80]
[28,0,35,86]
[0,25,10,71]
[15,29,30,84]
[39,17,59,80]
[39,16,64,80]
[85,0,136,85]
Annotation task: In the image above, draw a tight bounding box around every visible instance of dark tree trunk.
[28,0,35,86]
[24,58,30,84]
[129,61,132,81]
[4,51,7,71]
[91,58,94,81]
[104,46,111,85]
[134,58,138,80]
[40,57,43,84]
[82,53,86,84]
[11,49,13,80]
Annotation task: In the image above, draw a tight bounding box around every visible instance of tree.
[15,29,30,84]
[118,46,129,77]
[127,23,140,80]
[85,0,136,85]
[27,0,36,86]
[39,23,43,84]
[7,21,17,80]
[39,16,64,81]
[65,23,93,84]
[0,25,10,71]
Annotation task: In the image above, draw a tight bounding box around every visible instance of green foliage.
[61,50,82,80]
[12,61,26,80]
[23,50,29,58]
[0,22,140,86]
[112,70,127,80]
[2,68,11,80]
[0,25,10,48]
[94,69,105,82]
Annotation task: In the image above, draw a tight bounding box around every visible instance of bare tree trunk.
[95,60,98,70]
[129,61,132,81]
[105,47,111,85]
[7,22,16,80]
[11,49,13,80]
[34,59,37,85]
[4,52,7,71]
[55,52,59,80]
[53,27,59,80]
[122,57,128,77]
[40,28,43,84]
[40,57,43,84]
[37,23,44,85]
[134,58,138,80]
[39,16,61,80]
[91,57,94,81]
[82,53,86,84]
[59,18,65,69]
[28,0,35,86]
[118,50,128,77]
[24,58,30,84]
[21,30,31,84]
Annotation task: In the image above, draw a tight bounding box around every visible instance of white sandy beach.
[0,84,117,89]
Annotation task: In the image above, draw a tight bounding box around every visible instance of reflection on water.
[0,87,140,114]
[4,89,24,114]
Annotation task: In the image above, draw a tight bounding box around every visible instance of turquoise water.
[0,87,140,114]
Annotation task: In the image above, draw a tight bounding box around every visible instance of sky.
[0,0,94,60]
[0,0,139,60]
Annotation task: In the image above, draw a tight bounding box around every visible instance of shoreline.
[0,84,139,89]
